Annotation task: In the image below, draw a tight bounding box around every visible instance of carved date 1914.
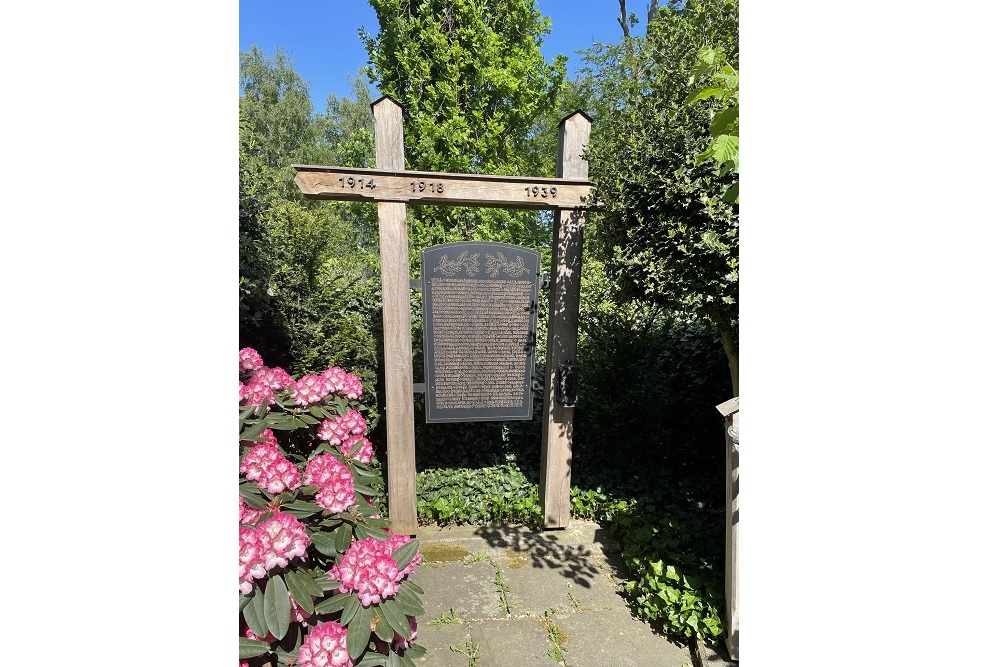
[338,176,376,189]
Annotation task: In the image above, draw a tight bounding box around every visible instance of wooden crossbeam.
[292,165,595,210]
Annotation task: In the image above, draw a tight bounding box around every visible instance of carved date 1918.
[524,185,557,198]
[338,176,376,189]
[411,181,444,193]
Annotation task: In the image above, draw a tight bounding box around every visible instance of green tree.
[582,0,739,394]
[239,48,381,384]
[686,45,739,204]
[360,0,567,254]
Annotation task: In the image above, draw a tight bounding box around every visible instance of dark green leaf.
[311,530,343,557]
[401,580,424,596]
[391,540,419,571]
[379,598,411,638]
[284,500,323,514]
[353,483,377,496]
[405,644,427,659]
[393,588,424,617]
[240,420,267,440]
[238,485,268,510]
[243,587,268,639]
[399,655,416,667]
[285,571,315,615]
[372,606,395,642]
[387,649,401,667]
[264,575,291,640]
[238,638,271,659]
[355,523,389,541]
[347,604,374,659]
[315,592,353,614]
[355,653,388,667]
[318,576,343,592]
[342,593,361,625]
[334,523,354,552]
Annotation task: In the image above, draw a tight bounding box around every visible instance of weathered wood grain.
[717,397,739,661]
[540,111,592,529]
[292,165,594,210]
[373,97,417,535]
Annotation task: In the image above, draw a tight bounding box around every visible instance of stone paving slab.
[472,617,561,667]
[406,521,729,667]
[412,621,474,667]
[553,606,693,667]
[409,559,505,620]
[496,550,621,616]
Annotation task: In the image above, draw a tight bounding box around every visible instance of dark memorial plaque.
[421,241,540,423]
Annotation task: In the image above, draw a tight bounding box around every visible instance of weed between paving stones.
[450,635,481,667]
[430,607,466,628]
[543,609,571,665]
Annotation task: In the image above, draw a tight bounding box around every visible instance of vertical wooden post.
[716,396,739,661]
[372,96,417,535]
[540,111,592,529]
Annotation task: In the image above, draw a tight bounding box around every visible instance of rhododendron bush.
[238,348,425,667]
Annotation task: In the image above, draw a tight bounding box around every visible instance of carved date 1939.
[524,185,557,198]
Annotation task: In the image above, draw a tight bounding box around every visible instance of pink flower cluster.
[328,535,420,607]
[239,508,311,594]
[384,529,422,579]
[292,368,365,407]
[292,374,328,406]
[322,366,363,400]
[240,429,302,494]
[239,496,265,526]
[318,409,368,445]
[298,621,352,667]
[340,435,374,464]
[303,454,356,514]
[238,347,295,410]
[239,347,264,372]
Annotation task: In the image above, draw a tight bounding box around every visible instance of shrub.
[239,348,426,667]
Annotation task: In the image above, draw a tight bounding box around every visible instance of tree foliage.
[360,0,567,254]
[582,0,739,393]
[239,48,381,384]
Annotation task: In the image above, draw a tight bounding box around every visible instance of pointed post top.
[371,94,405,114]
[559,109,593,127]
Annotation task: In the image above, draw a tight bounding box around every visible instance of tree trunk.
[719,325,739,396]
[618,0,630,38]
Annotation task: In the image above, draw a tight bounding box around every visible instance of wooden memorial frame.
[293,96,596,534]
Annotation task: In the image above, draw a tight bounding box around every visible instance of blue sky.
[239,0,650,112]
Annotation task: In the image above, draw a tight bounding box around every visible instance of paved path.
[407,520,736,667]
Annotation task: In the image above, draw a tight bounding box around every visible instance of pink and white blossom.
[240,379,275,409]
[251,366,295,391]
[256,510,310,571]
[239,347,264,372]
[339,435,374,464]
[292,373,329,406]
[239,526,266,595]
[384,529,422,579]
[298,621,352,667]
[321,366,364,400]
[303,454,356,514]
[240,439,302,494]
[316,409,368,445]
[328,537,400,606]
